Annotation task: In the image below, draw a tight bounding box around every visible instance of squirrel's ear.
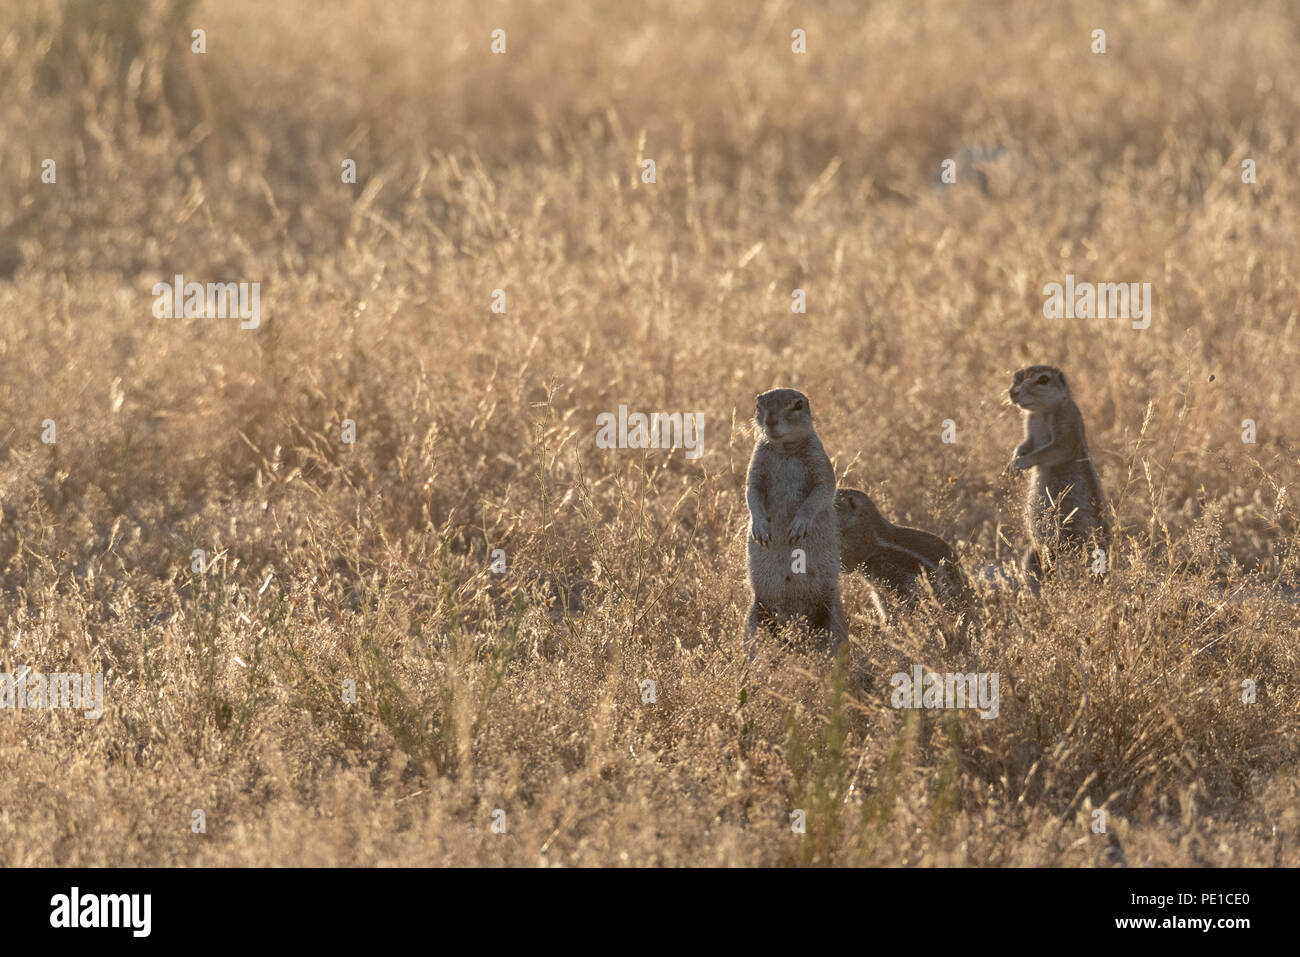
[1058,371,1068,388]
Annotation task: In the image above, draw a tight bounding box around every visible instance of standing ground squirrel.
[834,488,971,608]
[1008,365,1110,590]
[745,388,847,654]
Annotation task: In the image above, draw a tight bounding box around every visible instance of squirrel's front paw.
[788,513,812,541]
[1011,456,1031,472]
[750,517,771,546]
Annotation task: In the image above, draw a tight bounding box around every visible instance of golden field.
[0,0,1297,866]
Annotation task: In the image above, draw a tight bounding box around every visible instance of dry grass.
[1,0,1298,866]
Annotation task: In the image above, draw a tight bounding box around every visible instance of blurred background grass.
[0,0,1296,865]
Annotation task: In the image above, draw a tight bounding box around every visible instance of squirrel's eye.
[1036,375,1050,385]
[792,400,804,411]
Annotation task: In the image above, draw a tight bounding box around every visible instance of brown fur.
[745,388,846,654]
[835,487,971,608]
[1008,365,1110,591]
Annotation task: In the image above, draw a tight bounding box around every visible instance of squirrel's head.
[834,488,881,528]
[755,388,814,447]
[1009,365,1070,412]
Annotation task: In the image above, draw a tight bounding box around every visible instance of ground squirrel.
[745,388,847,654]
[834,488,971,608]
[1008,365,1110,590]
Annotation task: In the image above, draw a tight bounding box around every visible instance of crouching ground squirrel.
[1008,365,1110,590]
[834,488,971,608]
[745,388,847,654]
